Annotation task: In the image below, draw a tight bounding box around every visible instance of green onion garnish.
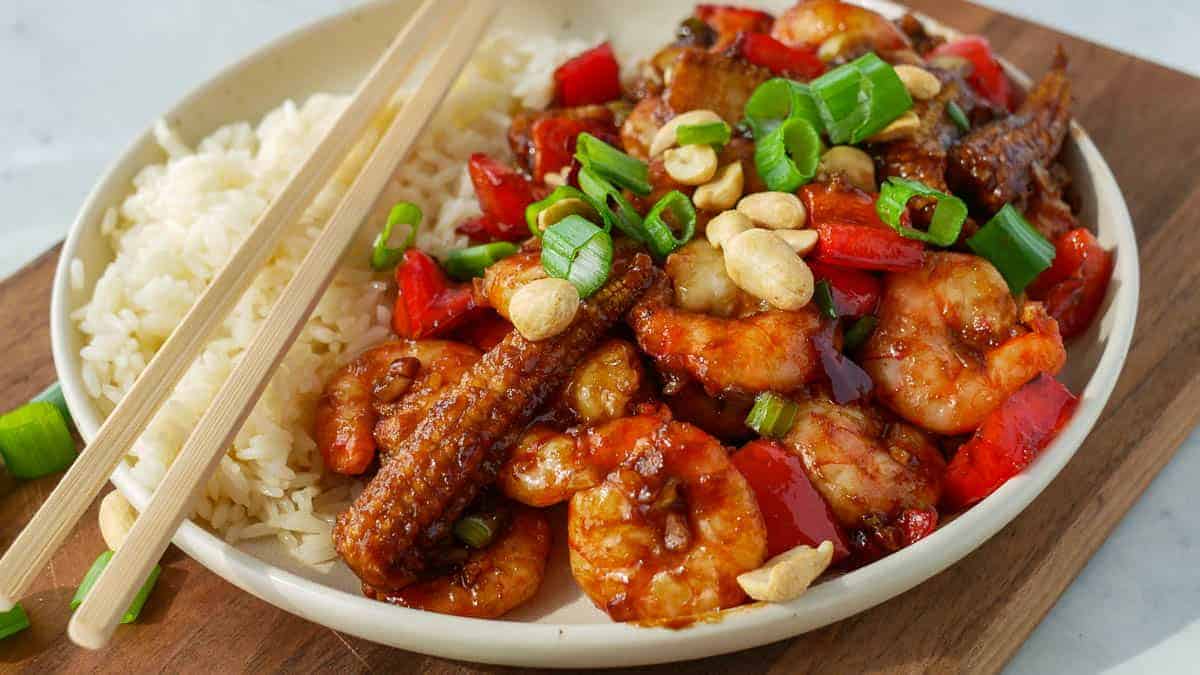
[966,204,1056,295]
[371,201,421,271]
[744,78,824,138]
[641,190,697,258]
[676,121,732,147]
[810,53,913,144]
[875,177,968,247]
[745,392,799,438]
[541,215,615,298]
[578,167,646,242]
[0,604,29,640]
[33,381,72,427]
[575,133,651,196]
[813,280,839,319]
[443,242,519,281]
[755,117,822,192]
[947,100,971,132]
[525,185,612,236]
[454,513,503,549]
[71,551,162,624]
[843,315,878,352]
[0,402,76,479]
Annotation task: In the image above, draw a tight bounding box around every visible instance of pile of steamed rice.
[73,34,594,569]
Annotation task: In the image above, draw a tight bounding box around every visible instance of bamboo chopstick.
[67,0,500,649]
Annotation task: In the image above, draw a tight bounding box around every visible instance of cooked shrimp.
[364,505,551,618]
[568,406,767,622]
[663,240,762,318]
[315,339,481,474]
[561,338,646,424]
[860,252,1066,435]
[782,394,945,535]
[499,425,599,508]
[772,0,914,57]
[478,249,547,322]
[628,275,824,396]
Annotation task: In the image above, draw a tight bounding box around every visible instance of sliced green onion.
[967,204,1056,295]
[0,402,76,479]
[875,177,968,247]
[0,604,29,640]
[578,167,645,242]
[745,392,799,438]
[811,53,913,144]
[371,201,421,271]
[71,551,162,624]
[744,78,823,138]
[843,315,878,352]
[755,117,822,192]
[813,280,839,319]
[947,100,971,132]
[676,121,732,147]
[525,185,612,236]
[454,513,503,549]
[443,242,519,281]
[541,215,615,298]
[642,191,697,258]
[33,382,72,427]
[575,133,651,196]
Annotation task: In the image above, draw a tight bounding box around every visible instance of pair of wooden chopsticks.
[0,0,500,649]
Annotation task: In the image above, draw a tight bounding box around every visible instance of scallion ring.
[947,100,971,132]
[525,185,612,236]
[454,513,505,549]
[966,204,1055,295]
[443,242,519,281]
[0,401,76,479]
[541,215,615,298]
[676,121,733,147]
[642,190,697,258]
[810,53,913,144]
[578,167,646,243]
[813,280,839,319]
[575,133,651,196]
[743,78,823,138]
[843,315,878,352]
[745,392,799,438]
[71,551,162,624]
[875,177,968,247]
[754,117,822,192]
[0,604,29,639]
[371,201,421,271]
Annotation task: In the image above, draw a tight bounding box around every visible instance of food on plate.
[75,1,1112,624]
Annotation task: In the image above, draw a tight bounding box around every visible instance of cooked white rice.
[73,33,593,569]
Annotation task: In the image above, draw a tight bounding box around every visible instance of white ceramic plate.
[49,0,1139,667]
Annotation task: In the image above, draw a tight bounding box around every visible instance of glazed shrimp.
[559,338,647,425]
[478,249,546,322]
[629,274,825,396]
[364,504,551,619]
[315,339,480,474]
[782,394,945,542]
[771,0,914,58]
[860,252,1066,435]
[568,406,767,622]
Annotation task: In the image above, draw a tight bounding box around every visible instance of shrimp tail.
[334,255,656,591]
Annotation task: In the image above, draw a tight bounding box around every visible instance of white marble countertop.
[1,1,1197,672]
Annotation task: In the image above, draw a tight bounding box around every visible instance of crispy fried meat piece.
[664,48,771,125]
[896,14,945,56]
[334,256,656,591]
[1024,161,1078,241]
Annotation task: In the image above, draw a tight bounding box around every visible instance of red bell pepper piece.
[732,439,850,561]
[942,373,1078,511]
[808,261,881,317]
[812,320,873,404]
[466,153,538,242]
[391,249,479,339]
[737,32,825,80]
[1028,228,1113,339]
[800,181,890,229]
[812,222,925,272]
[696,4,774,49]
[529,116,618,183]
[553,42,622,107]
[929,36,1013,110]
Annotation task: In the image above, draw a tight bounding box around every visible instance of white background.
[1,2,1198,672]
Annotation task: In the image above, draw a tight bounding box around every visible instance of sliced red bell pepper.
[1028,228,1113,339]
[466,153,538,242]
[929,36,1013,110]
[391,249,480,339]
[737,32,825,80]
[553,42,623,107]
[732,439,851,561]
[529,116,618,183]
[800,181,890,229]
[807,261,881,317]
[812,222,925,272]
[696,4,775,50]
[942,373,1078,511]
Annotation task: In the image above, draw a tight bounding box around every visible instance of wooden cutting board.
[3,1,1199,672]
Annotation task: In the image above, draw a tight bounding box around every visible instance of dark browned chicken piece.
[620,96,674,161]
[334,256,657,592]
[1024,162,1078,241]
[947,51,1072,215]
[664,48,771,125]
[895,13,946,56]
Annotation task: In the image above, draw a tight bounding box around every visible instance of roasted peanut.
[509,278,580,341]
[723,229,814,310]
[867,110,920,143]
[818,146,876,192]
[737,541,834,602]
[649,109,723,157]
[737,191,807,230]
[536,197,597,232]
[664,144,718,185]
[774,228,819,256]
[705,210,752,249]
[693,162,745,211]
[893,64,942,100]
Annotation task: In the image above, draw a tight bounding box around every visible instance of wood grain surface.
[2,1,1198,672]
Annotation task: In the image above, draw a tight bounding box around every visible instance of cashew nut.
[99,489,138,550]
[737,541,834,602]
[536,197,597,232]
[723,229,815,310]
[737,191,808,230]
[706,210,752,249]
[867,110,921,143]
[649,109,723,157]
[774,228,819,257]
[664,144,718,186]
[509,278,580,341]
[818,146,877,192]
[693,162,745,211]
[893,64,942,101]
